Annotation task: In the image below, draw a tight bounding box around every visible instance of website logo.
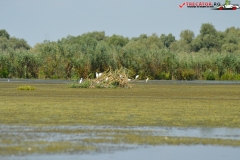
[179,0,239,10]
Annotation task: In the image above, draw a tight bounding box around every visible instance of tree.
[160,33,176,48]
[200,23,217,36]
[0,29,10,39]
[107,34,129,47]
[190,23,219,52]
[9,38,31,50]
[180,30,195,44]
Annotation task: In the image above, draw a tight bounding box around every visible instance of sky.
[0,0,239,47]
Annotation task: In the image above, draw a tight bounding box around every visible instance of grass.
[0,140,96,156]
[17,85,36,90]
[0,82,240,127]
[1,82,240,155]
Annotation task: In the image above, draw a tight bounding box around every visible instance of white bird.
[79,78,83,84]
[98,73,102,77]
[106,77,108,81]
[135,75,139,79]
[146,77,149,83]
[128,78,131,82]
[96,72,99,78]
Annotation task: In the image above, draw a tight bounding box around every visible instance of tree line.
[0,23,240,80]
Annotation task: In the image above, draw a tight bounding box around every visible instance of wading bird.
[96,72,99,78]
[146,77,149,83]
[135,75,139,79]
[79,78,83,84]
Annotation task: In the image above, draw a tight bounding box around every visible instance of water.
[1,125,240,141]
[1,125,240,160]
[4,145,240,160]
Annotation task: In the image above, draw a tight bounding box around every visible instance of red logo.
[179,2,186,8]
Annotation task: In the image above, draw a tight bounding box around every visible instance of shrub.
[79,80,91,88]
[17,85,36,90]
[221,73,240,80]
[157,72,171,80]
[203,70,217,80]
[68,82,78,88]
[220,73,234,80]
[175,69,195,80]
[0,68,8,78]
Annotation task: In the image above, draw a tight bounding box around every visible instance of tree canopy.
[1,23,240,80]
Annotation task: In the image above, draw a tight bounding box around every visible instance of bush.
[220,73,234,80]
[220,73,240,80]
[234,74,240,80]
[0,68,8,78]
[175,69,195,80]
[79,80,91,88]
[203,70,217,80]
[17,85,36,90]
[157,72,171,80]
[68,82,78,88]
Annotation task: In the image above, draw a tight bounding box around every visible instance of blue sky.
[0,0,239,47]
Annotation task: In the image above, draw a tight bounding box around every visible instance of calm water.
[4,145,240,160]
[1,125,240,141]
[1,125,240,160]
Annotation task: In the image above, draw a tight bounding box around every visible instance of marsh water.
[1,125,240,141]
[5,145,240,160]
[1,125,240,160]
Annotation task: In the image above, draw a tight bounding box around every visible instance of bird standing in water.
[146,77,149,83]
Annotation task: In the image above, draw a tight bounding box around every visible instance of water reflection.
[1,125,240,141]
[7,145,240,160]
[1,125,240,159]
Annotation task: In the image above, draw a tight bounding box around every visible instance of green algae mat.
[1,82,240,156]
[0,82,240,127]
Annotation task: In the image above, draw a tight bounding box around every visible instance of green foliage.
[68,80,91,88]
[107,34,129,47]
[79,80,91,88]
[180,29,195,44]
[17,85,36,90]
[0,29,10,39]
[1,25,240,81]
[0,68,8,78]
[176,69,195,80]
[68,82,78,88]
[220,73,234,80]
[160,33,176,48]
[220,73,240,80]
[157,72,171,80]
[203,70,217,80]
